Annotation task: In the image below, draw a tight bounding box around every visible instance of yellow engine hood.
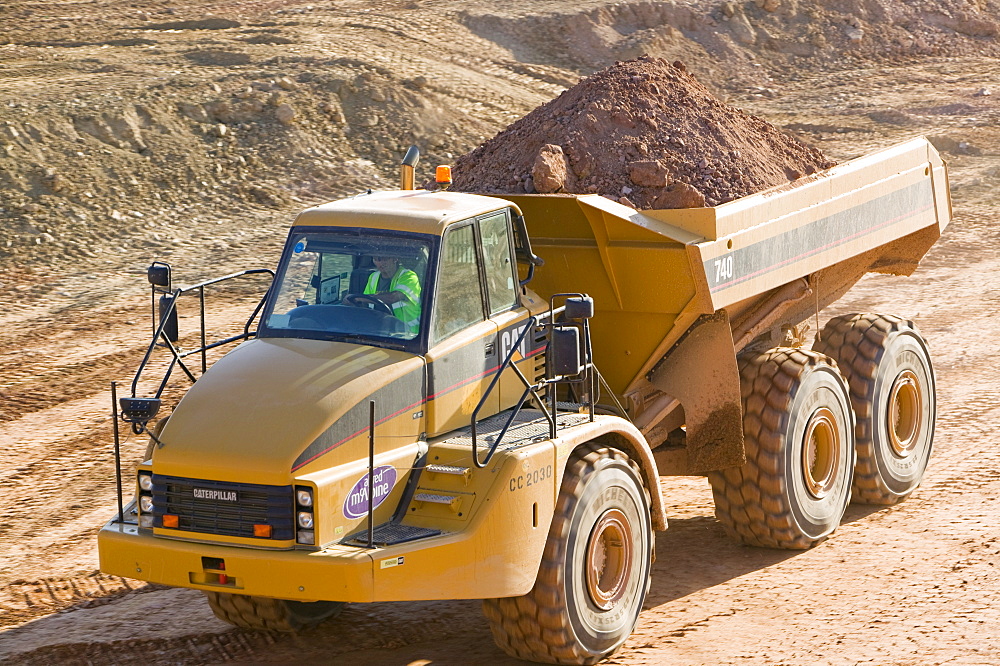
[153,338,424,485]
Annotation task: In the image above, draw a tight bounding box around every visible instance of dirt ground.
[2,1,1000,664]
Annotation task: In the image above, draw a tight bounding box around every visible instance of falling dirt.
[3,0,1000,664]
[451,56,834,208]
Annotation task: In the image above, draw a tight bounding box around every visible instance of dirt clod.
[452,56,835,208]
[531,143,573,193]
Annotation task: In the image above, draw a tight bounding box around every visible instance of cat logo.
[500,324,530,360]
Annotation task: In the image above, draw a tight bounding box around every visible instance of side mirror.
[564,296,594,320]
[550,326,583,376]
[158,293,179,343]
[147,261,171,289]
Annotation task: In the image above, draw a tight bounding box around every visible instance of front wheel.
[483,444,652,665]
[813,314,936,505]
[203,591,344,632]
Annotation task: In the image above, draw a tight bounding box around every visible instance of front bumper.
[98,465,544,604]
[98,518,378,602]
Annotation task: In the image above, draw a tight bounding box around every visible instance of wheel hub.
[888,369,922,457]
[802,406,841,499]
[585,508,633,611]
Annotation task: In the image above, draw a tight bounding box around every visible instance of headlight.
[138,473,153,492]
[140,495,154,513]
[297,530,315,545]
[297,511,314,529]
[296,488,313,507]
[139,515,154,528]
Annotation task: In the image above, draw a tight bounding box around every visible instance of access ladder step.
[425,464,470,476]
[413,492,460,506]
[346,522,441,547]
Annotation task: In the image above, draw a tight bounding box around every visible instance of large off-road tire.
[813,314,936,505]
[203,591,345,632]
[709,348,855,549]
[482,444,652,665]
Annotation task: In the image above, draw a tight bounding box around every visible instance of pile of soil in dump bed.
[450,56,835,209]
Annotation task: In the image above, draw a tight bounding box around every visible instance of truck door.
[424,221,500,436]
[477,210,540,413]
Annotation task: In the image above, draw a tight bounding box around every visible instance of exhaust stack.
[400,145,420,190]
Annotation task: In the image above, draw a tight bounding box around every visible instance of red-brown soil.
[451,56,834,208]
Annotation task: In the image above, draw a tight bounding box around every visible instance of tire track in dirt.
[0,349,143,423]
[0,427,139,499]
[0,573,146,626]
[0,589,498,665]
[0,391,148,596]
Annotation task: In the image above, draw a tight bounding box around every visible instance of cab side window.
[432,224,485,343]
[479,211,518,315]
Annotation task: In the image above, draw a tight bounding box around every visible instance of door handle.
[485,341,495,356]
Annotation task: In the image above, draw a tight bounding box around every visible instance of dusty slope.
[2,0,1000,265]
[2,1,1000,665]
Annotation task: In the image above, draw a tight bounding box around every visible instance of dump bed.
[502,137,951,425]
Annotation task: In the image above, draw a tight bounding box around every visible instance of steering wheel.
[343,293,394,317]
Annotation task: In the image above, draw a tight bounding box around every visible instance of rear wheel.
[203,591,344,632]
[482,444,652,665]
[813,314,936,504]
[709,348,855,549]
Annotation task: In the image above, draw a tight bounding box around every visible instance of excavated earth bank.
[451,56,834,208]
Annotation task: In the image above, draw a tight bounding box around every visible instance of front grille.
[151,474,294,540]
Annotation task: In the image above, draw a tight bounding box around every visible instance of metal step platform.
[345,522,442,547]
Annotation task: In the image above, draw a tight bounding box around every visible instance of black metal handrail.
[129,268,274,402]
[469,294,597,468]
[111,267,274,522]
[470,315,554,468]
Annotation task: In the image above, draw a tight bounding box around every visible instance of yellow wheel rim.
[585,508,633,611]
[802,407,841,499]
[888,369,922,457]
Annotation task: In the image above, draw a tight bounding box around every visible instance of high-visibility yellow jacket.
[363,266,421,334]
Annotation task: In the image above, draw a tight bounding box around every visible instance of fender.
[553,414,667,531]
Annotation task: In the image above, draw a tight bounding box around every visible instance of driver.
[356,255,421,334]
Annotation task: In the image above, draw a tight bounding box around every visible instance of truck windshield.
[263,230,432,341]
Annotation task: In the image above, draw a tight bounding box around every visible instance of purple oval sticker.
[343,466,397,519]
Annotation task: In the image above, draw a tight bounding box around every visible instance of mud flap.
[648,310,744,473]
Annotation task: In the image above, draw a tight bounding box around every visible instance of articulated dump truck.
[99,137,950,664]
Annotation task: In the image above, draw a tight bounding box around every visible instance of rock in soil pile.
[451,56,835,209]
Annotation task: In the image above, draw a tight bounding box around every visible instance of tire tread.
[483,444,651,665]
[203,591,342,632]
[709,347,846,549]
[814,313,929,505]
